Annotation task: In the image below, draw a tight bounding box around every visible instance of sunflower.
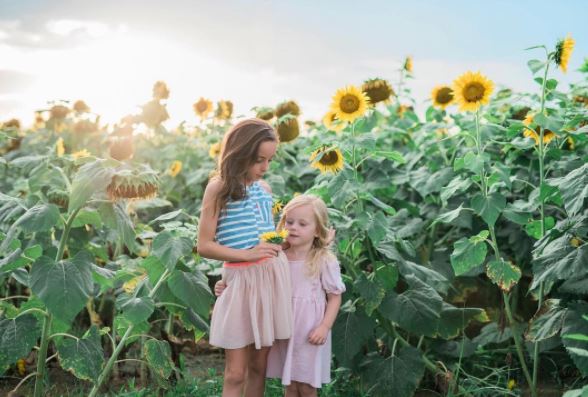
[522,114,557,145]
[272,199,283,215]
[47,188,69,208]
[452,71,494,112]
[554,35,575,73]
[123,274,146,293]
[574,95,588,106]
[330,85,370,123]
[107,165,159,200]
[510,106,531,121]
[73,120,97,134]
[322,110,346,132]
[565,137,575,150]
[570,237,582,248]
[215,100,233,120]
[255,107,275,120]
[260,230,288,244]
[361,78,393,105]
[56,137,65,157]
[193,97,214,120]
[152,81,170,100]
[109,137,134,161]
[50,105,69,120]
[209,142,221,159]
[140,100,169,127]
[396,104,413,118]
[72,149,91,159]
[73,100,90,113]
[33,112,45,130]
[276,117,299,142]
[275,100,301,117]
[431,85,454,109]
[403,56,413,73]
[169,160,182,177]
[309,146,344,174]
[3,118,20,130]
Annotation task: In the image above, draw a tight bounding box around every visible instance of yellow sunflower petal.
[452,71,494,112]
[330,85,370,123]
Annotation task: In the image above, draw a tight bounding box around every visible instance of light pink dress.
[266,258,346,388]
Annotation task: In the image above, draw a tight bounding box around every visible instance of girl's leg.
[285,381,300,397]
[244,345,271,397]
[297,382,318,397]
[223,347,249,397]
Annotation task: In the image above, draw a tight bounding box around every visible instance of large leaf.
[354,273,386,316]
[531,243,588,290]
[167,269,213,318]
[361,346,425,397]
[68,159,116,212]
[471,192,506,227]
[29,252,94,322]
[562,302,588,376]
[121,296,155,325]
[450,235,488,276]
[397,260,449,294]
[440,177,472,204]
[409,167,454,198]
[527,300,567,342]
[144,339,174,379]
[549,163,588,217]
[15,203,61,232]
[437,303,485,339]
[0,314,41,371]
[379,274,443,337]
[152,231,193,270]
[486,259,521,292]
[56,326,104,381]
[98,201,137,253]
[332,307,375,367]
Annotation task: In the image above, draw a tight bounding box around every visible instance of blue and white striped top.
[215,181,275,250]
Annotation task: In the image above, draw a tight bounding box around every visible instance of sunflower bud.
[275,100,300,118]
[73,100,90,113]
[276,117,299,143]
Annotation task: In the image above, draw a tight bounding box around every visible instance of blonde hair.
[277,194,335,278]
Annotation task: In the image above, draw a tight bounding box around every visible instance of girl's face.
[246,140,277,183]
[284,204,318,248]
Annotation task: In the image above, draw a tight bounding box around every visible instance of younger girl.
[197,118,292,397]
[216,194,346,397]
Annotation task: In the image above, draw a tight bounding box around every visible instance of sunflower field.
[1,36,587,397]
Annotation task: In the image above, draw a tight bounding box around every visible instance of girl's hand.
[214,280,227,297]
[326,228,336,247]
[246,242,282,262]
[308,324,329,345]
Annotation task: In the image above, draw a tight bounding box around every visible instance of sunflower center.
[196,102,208,113]
[463,83,485,102]
[437,87,454,104]
[319,150,339,166]
[340,94,360,113]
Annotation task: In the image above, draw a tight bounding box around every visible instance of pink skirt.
[209,251,293,349]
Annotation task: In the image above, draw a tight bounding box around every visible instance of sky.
[1,0,587,127]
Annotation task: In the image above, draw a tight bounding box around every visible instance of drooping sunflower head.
[452,71,494,112]
[309,146,345,174]
[554,34,575,73]
[215,100,233,120]
[403,56,413,73]
[140,100,170,127]
[322,110,346,132]
[510,106,531,121]
[2,118,21,130]
[109,137,134,161]
[574,95,588,107]
[107,165,159,201]
[50,105,70,120]
[152,81,170,100]
[47,188,69,209]
[73,100,90,113]
[193,97,214,120]
[431,85,454,109]
[255,106,275,121]
[331,85,370,123]
[169,160,182,177]
[74,120,97,134]
[361,78,394,105]
[275,100,301,118]
[276,117,300,143]
[209,142,221,159]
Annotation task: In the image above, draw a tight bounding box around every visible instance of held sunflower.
[309,146,345,174]
[452,71,494,112]
[431,85,454,109]
[330,86,370,123]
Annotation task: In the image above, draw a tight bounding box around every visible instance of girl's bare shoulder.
[205,177,223,193]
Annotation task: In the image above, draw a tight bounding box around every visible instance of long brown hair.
[213,118,278,214]
[276,194,335,278]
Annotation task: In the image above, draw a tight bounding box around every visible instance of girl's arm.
[197,179,281,262]
[308,293,342,345]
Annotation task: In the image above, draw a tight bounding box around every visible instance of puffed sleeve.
[320,258,346,295]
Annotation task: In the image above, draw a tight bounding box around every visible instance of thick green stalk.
[33,207,81,397]
[88,268,171,397]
